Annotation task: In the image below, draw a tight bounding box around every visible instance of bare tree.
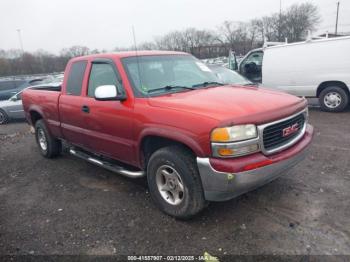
[138,41,158,50]
[252,2,320,43]
[218,21,259,55]
[60,45,91,58]
[283,2,321,42]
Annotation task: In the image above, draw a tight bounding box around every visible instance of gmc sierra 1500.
[22,51,313,219]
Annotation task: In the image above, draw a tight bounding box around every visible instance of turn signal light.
[214,144,259,157]
[211,128,230,142]
[217,148,234,156]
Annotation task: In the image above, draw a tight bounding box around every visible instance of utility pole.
[279,0,282,17]
[278,0,282,41]
[16,29,24,54]
[335,1,340,35]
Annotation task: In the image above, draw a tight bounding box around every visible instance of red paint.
[22,51,311,169]
[242,159,274,171]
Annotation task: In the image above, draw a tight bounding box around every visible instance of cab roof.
[70,50,189,62]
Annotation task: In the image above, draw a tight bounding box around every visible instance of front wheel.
[147,145,207,219]
[35,120,61,158]
[0,109,9,125]
[319,86,349,112]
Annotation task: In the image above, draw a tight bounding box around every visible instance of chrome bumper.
[197,148,308,202]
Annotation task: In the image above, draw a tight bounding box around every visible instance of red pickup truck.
[22,51,313,218]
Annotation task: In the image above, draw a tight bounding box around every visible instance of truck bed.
[22,88,62,138]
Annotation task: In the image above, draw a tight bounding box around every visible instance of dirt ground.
[0,107,349,259]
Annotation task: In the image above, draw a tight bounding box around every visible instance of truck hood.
[148,85,307,125]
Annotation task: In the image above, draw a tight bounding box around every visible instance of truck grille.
[263,113,305,151]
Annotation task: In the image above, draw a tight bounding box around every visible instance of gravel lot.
[0,107,349,258]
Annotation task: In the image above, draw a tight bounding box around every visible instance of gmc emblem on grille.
[282,123,299,137]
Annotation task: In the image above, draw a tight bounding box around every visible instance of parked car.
[208,64,254,86]
[233,36,350,112]
[22,51,313,219]
[0,78,45,101]
[0,82,62,124]
[0,80,26,101]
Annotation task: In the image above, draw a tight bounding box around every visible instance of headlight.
[211,124,257,142]
[211,125,259,157]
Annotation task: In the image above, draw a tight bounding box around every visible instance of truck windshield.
[122,55,220,97]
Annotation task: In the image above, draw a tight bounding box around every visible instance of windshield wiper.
[147,85,195,94]
[192,81,224,88]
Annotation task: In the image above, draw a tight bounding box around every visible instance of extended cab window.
[88,63,119,97]
[66,61,87,95]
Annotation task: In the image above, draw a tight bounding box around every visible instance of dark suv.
[0,79,44,101]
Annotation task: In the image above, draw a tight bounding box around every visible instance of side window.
[66,61,87,96]
[247,52,263,65]
[240,51,264,77]
[242,52,263,67]
[0,81,16,91]
[88,63,119,97]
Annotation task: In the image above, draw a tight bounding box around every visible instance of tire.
[35,119,61,158]
[319,86,349,112]
[0,109,9,125]
[147,145,206,219]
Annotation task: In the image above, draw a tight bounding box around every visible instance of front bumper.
[197,124,313,201]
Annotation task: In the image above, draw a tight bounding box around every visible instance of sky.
[0,0,349,54]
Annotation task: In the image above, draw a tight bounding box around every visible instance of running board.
[69,148,145,178]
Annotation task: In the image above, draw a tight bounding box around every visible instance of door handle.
[82,105,90,113]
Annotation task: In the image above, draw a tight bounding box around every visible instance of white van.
[235,36,350,112]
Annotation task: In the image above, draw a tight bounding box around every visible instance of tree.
[283,2,321,42]
[218,21,259,55]
[60,45,91,58]
[138,41,158,50]
[252,2,320,43]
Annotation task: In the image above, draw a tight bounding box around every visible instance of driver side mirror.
[94,85,126,101]
[10,96,17,101]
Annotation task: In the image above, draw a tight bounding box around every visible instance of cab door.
[59,60,89,147]
[239,50,264,83]
[79,59,135,165]
[7,93,24,119]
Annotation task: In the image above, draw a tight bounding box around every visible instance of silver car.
[0,82,62,125]
[0,91,25,124]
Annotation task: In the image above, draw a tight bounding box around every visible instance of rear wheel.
[147,145,206,219]
[319,86,349,112]
[0,109,9,125]
[35,120,61,158]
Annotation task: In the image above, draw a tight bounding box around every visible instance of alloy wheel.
[155,165,185,205]
[37,128,48,151]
